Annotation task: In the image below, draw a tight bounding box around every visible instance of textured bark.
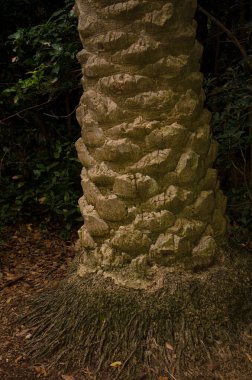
[75,0,227,288]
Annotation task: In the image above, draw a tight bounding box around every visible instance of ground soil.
[0,224,251,380]
[0,224,92,380]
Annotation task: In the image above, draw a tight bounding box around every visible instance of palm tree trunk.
[75,0,226,287]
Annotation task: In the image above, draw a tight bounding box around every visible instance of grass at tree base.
[24,249,252,380]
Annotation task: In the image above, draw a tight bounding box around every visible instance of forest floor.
[0,224,90,380]
[0,224,251,380]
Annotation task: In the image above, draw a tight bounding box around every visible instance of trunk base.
[25,249,252,379]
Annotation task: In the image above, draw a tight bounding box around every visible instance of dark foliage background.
[0,0,251,241]
[0,0,82,238]
[197,0,252,243]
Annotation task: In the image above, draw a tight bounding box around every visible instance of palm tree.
[27,2,252,379]
[75,0,226,286]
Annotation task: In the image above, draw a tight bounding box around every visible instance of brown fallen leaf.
[14,355,23,364]
[165,342,174,351]
[15,328,29,336]
[26,223,33,231]
[34,364,47,377]
[243,332,252,340]
[61,375,74,380]
[158,377,169,380]
[5,273,18,281]
[245,353,252,363]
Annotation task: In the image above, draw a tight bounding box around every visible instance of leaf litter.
[0,224,86,379]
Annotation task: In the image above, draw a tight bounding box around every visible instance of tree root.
[24,250,252,379]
